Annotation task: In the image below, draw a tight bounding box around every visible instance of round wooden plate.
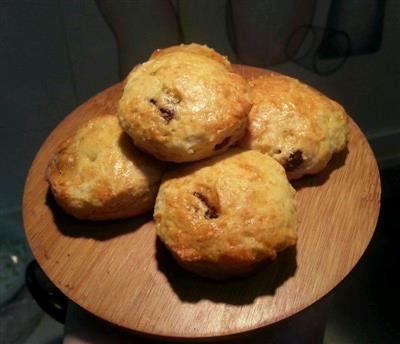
[23,66,380,341]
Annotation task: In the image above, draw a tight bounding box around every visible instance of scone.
[118,51,251,162]
[47,115,163,220]
[241,74,348,180]
[150,43,232,70]
[154,149,297,279]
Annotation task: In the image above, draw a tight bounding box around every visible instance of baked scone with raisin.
[150,43,232,70]
[154,149,297,279]
[118,51,251,162]
[241,73,348,180]
[47,115,163,220]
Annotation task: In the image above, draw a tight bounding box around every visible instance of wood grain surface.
[23,66,381,341]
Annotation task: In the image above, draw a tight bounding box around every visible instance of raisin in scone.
[241,74,348,180]
[47,115,163,220]
[154,149,297,279]
[118,52,251,162]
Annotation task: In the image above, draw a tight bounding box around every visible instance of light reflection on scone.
[241,74,348,180]
[47,115,163,220]
[118,51,251,162]
[154,149,297,279]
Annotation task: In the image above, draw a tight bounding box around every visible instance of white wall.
[0,0,118,240]
[272,0,400,167]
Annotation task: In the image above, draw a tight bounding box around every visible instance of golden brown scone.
[154,149,297,279]
[241,74,348,180]
[47,115,163,220]
[118,51,251,163]
[150,43,232,70]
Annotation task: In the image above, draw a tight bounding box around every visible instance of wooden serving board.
[23,66,381,341]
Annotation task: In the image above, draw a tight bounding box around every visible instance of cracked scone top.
[154,149,297,279]
[47,115,163,220]
[118,51,251,162]
[150,43,232,70]
[241,73,348,180]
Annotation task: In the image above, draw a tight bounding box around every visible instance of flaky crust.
[118,52,251,162]
[154,149,297,279]
[241,74,348,180]
[47,115,163,220]
[150,43,232,70]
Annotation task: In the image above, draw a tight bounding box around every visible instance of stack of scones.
[47,44,348,279]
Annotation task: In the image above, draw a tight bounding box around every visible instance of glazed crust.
[154,149,297,279]
[150,43,232,70]
[47,115,163,220]
[118,52,251,162]
[241,74,348,179]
